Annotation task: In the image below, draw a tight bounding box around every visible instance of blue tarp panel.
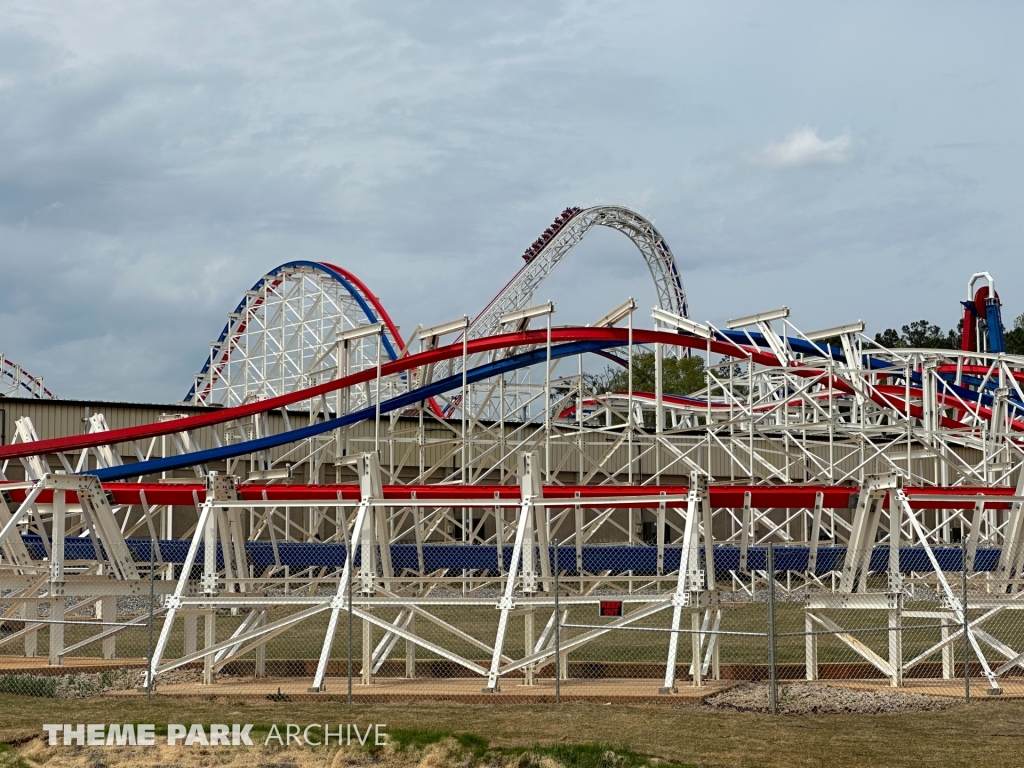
[19,535,998,577]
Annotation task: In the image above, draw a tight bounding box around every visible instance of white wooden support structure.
[994,470,1024,592]
[660,471,712,693]
[141,485,215,691]
[738,491,752,572]
[807,491,824,575]
[309,452,380,692]
[840,473,898,593]
[484,451,542,692]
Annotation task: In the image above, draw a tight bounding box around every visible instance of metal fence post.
[767,542,778,715]
[962,537,970,704]
[348,536,353,705]
[554,538,560,704]
[147,538,155,700]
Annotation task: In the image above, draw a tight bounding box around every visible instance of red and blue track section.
[2,315,1021,573]
[1,325,1021,481]
[2,478,1015,575]
[184,261,406,404]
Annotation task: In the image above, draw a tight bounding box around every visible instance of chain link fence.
[3,538,1023,707]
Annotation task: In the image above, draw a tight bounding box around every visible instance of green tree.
[874,328,903,348]
[874,319,961,349]
[598,351,705,395]
[1006,313,1024,355]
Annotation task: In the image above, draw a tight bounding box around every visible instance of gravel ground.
[0,667,143,698]
[0,666,212,698]
[703,681,957,714]
[53,668,141,698]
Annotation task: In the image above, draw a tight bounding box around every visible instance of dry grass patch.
[0,695,1022,767]
[1,734,675,768]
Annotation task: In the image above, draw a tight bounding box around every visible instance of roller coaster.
[0,355,54,400]
[1,204,1024,696]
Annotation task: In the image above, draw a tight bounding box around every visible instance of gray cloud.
[1,1,1023,401]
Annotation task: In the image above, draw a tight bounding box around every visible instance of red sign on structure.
[599,600,623,617]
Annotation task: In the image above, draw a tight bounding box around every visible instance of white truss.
[8,207,1024,697]
[0,355,54,399]
[470,204,687,342]
[186,263,405,410]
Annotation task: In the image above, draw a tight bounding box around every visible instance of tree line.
[874,313,1024,354]
[579,311,1024,401]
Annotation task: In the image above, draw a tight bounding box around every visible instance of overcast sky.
[2,2,1022,402]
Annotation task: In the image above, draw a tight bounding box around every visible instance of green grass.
[389,727,490,758]
[384,729,683,767]
[0,674,57,698]
[0,743,29,768]
[500,742,692,768]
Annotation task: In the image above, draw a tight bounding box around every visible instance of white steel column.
[309,453,378,692]
[484,451,541,692]
[48,487,66,666]
[661,472,710,693]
